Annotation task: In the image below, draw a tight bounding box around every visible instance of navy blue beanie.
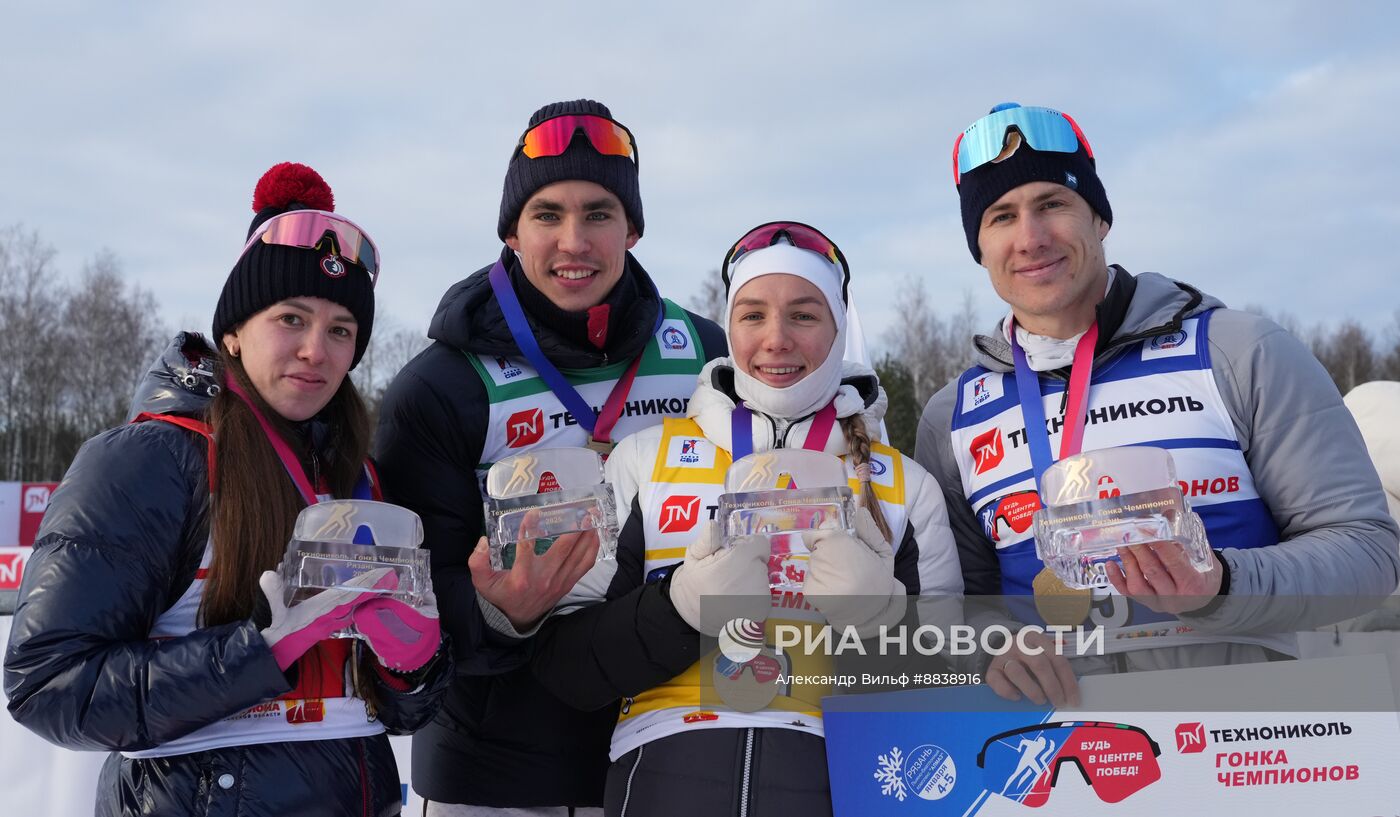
[956,103,1111,262]
[497,99,643,240]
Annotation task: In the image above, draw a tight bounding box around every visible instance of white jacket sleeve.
[553,429,656,612]
[896,455,965,598]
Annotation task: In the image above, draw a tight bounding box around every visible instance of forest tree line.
[0,225,425,481]
[3,227,1397,480]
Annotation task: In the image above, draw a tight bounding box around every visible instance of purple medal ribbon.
[730,401,838,460]
[488,260,663,442]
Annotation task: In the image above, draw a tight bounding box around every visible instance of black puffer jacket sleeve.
[3,421,291,751]
[369,634,457,735]
[374,345,533,675]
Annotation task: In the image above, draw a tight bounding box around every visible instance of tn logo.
[658,495,701,534]
[23,486,51,513]
[1175,722,1206,754]
[971,427,1004,475]
[506,408,544,448]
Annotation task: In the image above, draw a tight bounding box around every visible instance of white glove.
[669,521,771,636]
[259,568,393,670]
[802,506,907,637]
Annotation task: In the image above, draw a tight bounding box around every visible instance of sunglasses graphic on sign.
[978,490,1042,544]
[977,721,1162,806]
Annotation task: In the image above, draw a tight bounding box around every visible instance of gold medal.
[711,645,783,713]
[585,435,616,457]
[1033,567,1092,626]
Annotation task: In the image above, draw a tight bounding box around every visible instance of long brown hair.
[200,347,379,703]
[839,414,895,544]
[201,349,370,624]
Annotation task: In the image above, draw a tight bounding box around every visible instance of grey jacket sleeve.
[915,381,1005,596]
[1184,309,1400,630]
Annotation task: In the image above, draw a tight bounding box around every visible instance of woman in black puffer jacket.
[3,163,452,816]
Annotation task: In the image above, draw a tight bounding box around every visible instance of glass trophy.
[278,500,432,636]
[716,449,857,592]
[1032,446,1212,589]
[483,447,619,570]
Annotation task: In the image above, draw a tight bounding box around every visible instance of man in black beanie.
[915,104,1398,708]
[375,100,725,815]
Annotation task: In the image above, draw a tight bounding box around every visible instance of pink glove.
[353,588,441,673]
[258,568,392,671]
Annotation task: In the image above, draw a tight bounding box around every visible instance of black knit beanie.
[497,99,643,240]
[956,103,1112,262]
[212,163,376,367]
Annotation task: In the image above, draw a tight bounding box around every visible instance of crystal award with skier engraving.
[716,449,856,592]
[484,447,619,570]
[1032,446,1212,589]
[278,499,433,635]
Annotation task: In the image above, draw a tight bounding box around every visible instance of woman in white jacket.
[529,221,962,816]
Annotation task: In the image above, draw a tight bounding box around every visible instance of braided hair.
[838,414,894,543]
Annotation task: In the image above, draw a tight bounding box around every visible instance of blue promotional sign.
[823,655,1400,815]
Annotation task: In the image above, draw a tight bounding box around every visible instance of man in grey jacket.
[915,102,1400,705]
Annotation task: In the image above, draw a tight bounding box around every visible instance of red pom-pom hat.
[213,162,375,368]
[252,162,335,214]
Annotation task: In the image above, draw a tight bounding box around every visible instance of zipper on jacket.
[738,728,755,817]
[760,413,784,450]
[619,744,645,817]
[777,416,794,450]
[357,738,371,817]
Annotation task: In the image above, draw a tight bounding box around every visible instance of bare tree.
[0,226,167,480]
[686,271,726,326]
[1242,304,1394,394]
[881,276,979,410]
[1315,320,1378,395]
[63,250,164,436]
[351,317,430,424]
[0,225,64,480]
[869,277,983,452]
[1380,310,1400,382]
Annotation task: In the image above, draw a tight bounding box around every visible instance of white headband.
[724,241,849,418]
[724,242,846,332]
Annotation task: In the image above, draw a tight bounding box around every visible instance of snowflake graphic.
[874,746,908,801]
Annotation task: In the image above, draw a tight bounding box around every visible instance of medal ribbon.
[1009,320,1099,490]
[730,401,837,460]
[489,260,659,445]
[224,373,320,506]
[224,373,374,505]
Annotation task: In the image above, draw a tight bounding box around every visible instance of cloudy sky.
[4,1,1397,351]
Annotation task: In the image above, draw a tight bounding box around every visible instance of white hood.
[686,357,887,456]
